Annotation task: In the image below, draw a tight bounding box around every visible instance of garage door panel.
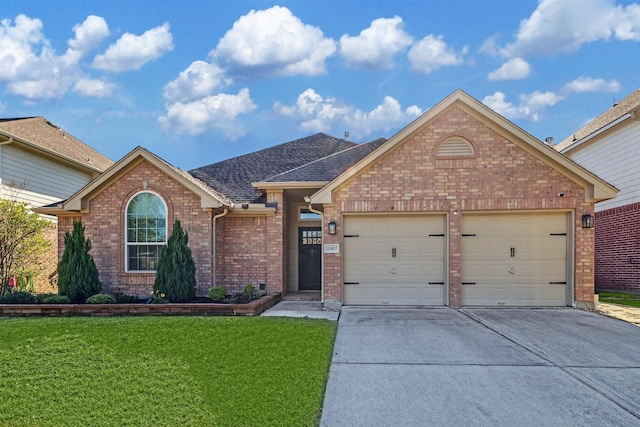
[344,215,446,306]
[462,213,568,307]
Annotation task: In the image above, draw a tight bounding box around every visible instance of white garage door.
[343,215,446,305]
[461,213,569,306]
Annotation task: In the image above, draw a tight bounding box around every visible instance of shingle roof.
[0,117,113,172]
[263,137,387,182]
[189,133,356,203]
[556,88,640,151]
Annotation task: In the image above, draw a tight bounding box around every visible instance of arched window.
[126,192,167,272]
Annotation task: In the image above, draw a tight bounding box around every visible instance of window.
[126,192,167,271]
[299,207,322,221]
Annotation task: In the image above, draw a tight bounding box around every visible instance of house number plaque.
[324,243,340,254]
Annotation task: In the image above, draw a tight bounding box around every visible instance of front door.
[298,227,322,290]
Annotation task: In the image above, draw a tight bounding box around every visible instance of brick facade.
[594,202,640,292]
[322,105,595,308]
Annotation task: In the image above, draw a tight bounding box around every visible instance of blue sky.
[1,0,639,169]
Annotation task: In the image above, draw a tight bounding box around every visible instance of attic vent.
[436,137,474,157]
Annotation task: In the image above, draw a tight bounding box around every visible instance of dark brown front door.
[298,227,321,290]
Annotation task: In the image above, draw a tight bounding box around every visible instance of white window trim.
[124,190,168,273]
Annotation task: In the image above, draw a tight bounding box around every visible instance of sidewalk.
[598,302,640,326]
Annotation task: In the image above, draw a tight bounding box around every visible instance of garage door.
[343,215,446,305]
[461,213,568,306]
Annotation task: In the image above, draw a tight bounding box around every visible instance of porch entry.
[298,227,322,291]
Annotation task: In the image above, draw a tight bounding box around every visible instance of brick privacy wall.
[32,222,58,293]
[323,105,595,307]
[57,160,214,297]
[595,202,640,292]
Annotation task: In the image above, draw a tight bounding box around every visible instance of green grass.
[0,316,336,427]
[599,292,640,308]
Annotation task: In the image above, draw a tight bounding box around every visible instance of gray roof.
[189,133,357,203]
[556,87,640,151]
[0,117,113,172]
[264,137,387,182]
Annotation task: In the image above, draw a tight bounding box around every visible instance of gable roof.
[555,87,640,153]
[310,89,618,204]
[55,147,232,213]
[0,117,113,173]
[189,133,356,203]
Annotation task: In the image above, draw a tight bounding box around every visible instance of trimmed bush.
[58,221,101,303]
[0,292,35,304]
[86,294,117,304]
[208,286,227,302]
[114,294,143,304]
[154,219,196,302]
[38,294,71,304]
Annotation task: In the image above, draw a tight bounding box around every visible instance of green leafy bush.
[86,294,117,304]
[154,219,196,302]
[58,221,101,302]
[114,294,143,303]
[38,294,71,304]
[149,290,169,304]
[0,291,35,304]
[208,286,227,302]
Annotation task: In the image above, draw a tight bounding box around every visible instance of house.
[38,90,616,309]
[556,88,640,293]
[0,117,113,292]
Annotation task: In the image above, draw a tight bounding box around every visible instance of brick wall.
[323,105,594,307]
[595,202,640,292]
[57,160,214,297]
[32,222,58,293]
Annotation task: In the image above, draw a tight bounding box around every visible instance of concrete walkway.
[598,302,640,326]
[261,300,339,321]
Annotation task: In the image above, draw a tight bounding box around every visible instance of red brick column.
[448,209,462,307]
[266,190,285,294]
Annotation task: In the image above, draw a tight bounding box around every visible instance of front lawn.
[0,317,336,427]
[598,292,640,308]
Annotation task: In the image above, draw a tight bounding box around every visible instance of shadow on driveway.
[320,307,640,427]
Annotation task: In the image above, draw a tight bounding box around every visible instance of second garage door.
[343,215,446,306]
[461,212,569,307]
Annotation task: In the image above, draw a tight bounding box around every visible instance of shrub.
[86,293,117,304]
[149,290,169,304]
[208,286,227,302]
[114,294,142,304]
[0,291,35,304]
[58,221,101,302]
[38,294,71,304]
[243,284,256,299]
[154,219,196,302]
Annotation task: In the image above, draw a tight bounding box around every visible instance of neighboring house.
[556,88,640,292]
[0,117,113,291]
[38,91,616,309]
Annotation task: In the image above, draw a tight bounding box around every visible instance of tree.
[0,199,51,295]
[154,219,196,302]
[58,221,101,302]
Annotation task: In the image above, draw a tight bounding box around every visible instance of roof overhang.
[560,108,640,155]
[0,131,104,175]
[310,89,618,205]
[59,146,232,213]
[252,181,328,191]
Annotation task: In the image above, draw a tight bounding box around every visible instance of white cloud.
[212,6,336,77]
[275,88,422,139]
[159,88,256,139]
[73,78,114,98]
[92,22,173,72]
[483,77,620,121]
[408,35,467,74]
[488,58,531,81]
[163,61,230,104]
[0,15,47,81]
[68,15,109,53]
[339,16,413,70]
[562,76,621,93]
[500,0,640,58]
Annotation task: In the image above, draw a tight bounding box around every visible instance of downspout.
[0,137,14,146]
[305,197,325,304]
[212,208,228,288]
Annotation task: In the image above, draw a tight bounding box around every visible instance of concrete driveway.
[320,307,640,426]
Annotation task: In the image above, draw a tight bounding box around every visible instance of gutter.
[0,136,14,146]
[212,208,229,288]
[560,112,633,154]
[304,196,325,304]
